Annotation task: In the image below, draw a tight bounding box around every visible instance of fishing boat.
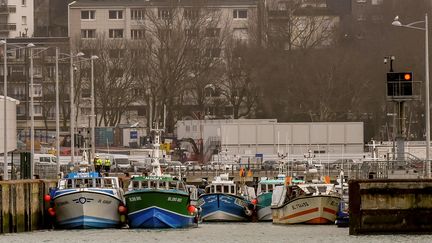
[198,173,256,221]
[47,171,126,229]
[271,151,341,224]
[256,176,285,221]
[271,179,341,224]
[124,128,198,228]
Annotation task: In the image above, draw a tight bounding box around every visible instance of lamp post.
[28,43,35,178]
[1,39,6,180]
[90,55,98,162]
[55,47,60,174]
[392,14,430,178]
[0,40,34,180]
[69,52,84,165]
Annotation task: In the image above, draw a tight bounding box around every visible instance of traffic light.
[387,72,413,97]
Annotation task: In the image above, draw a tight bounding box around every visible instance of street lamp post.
[69,52,84,165]
[55,47,60,175]
[29,44,35,178]
[2,39,6,180]
[392,14,430,178]
[90,55,98,162]
[0,40,34,180]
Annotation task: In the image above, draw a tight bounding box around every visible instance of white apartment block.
[68,0,257,44]
[0,0,34,38]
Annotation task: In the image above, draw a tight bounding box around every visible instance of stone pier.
[349,179,432,234]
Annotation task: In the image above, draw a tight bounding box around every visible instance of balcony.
[0,23,16,32]
[0,5,15,15]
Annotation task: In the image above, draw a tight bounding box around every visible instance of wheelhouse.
[128,176,187,191]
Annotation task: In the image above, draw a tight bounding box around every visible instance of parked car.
[261,160,279,170]
[166,161,187,173]
[185,161,202,171]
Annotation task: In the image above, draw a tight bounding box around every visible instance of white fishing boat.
[271,182,341,224]
[47,172,126,229]
[271,151,341,224]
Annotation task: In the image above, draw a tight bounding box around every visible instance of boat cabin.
[58,172,120,189]
[257,179,285,195]
[129,176,187,191]
[205,182,237,195]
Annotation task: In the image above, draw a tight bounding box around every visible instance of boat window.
[64,179,73,189]
[306,186,316,194]
[104,178,114,188]
[223,185,230,193]
[206,186,211,194]
[268,184,274,192]
[75,179,89,188]
[95,178,102,187]
[216,185,222,193]
[132,180,140,189]
[317,186,327,194]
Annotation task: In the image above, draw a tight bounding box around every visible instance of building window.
[109,10,123,19]
[131,29,145,39]
[22,16,27,25]
[233,28,248,41]
[184,8,199,19]
[13,85,26,97]
[109,29,123,38]
[81,29,96,38]
[205,28,220,37]
[31,84,43,97]
[33,105,43,116]
[233,9,247,19]
[81,10,95,20]
[158,8,172,19]
[21,0,26,6]
[131,9,145,20]
[34,66,43,77]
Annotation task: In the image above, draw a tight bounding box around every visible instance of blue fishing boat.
[47,172,125,229]
[198,173,255,221]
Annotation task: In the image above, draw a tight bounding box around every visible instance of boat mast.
[149,105,166,177]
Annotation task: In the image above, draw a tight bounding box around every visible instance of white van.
[34,154,57,165]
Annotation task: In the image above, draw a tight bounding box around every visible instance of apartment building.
[265,0,341,50]
[34,0,70,37]
[0,37,70,142]
[0,0,34,38]
[68,0,257,43]
[67,0,259,126]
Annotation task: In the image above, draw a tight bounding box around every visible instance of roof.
[71,0,258,8]
[0,95,20,105]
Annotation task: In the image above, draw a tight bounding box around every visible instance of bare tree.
[266,0,338,51]
[135,1,231,131]
[221,39,259,119]
[75,36,140,126]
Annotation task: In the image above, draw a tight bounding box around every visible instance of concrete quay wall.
[349,179,432,235]
[0,179,57,233]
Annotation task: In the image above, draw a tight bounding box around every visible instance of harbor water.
[1,223,431,243]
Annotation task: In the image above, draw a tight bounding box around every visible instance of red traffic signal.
[387,72,413,82]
